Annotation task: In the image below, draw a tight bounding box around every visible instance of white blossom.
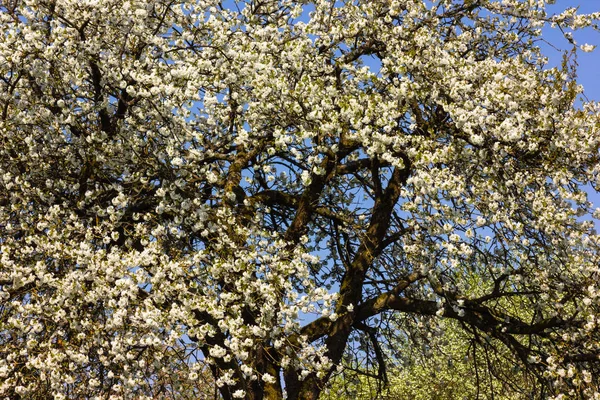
[0,1,599,399]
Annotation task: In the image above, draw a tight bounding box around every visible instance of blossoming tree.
[1,0,599,399]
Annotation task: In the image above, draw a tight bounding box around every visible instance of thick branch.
[299,271,423,342]
[246,189,353,226]
[355,289,581,340]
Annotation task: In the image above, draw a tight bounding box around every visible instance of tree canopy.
[1,0,600,399]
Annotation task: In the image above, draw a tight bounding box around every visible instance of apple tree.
[1,0,600,399]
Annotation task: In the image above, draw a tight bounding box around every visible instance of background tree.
[1,0,600,399]
[323,274,547,399]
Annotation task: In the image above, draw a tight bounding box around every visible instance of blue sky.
[542,2,600,210]
[543,2,600,101]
